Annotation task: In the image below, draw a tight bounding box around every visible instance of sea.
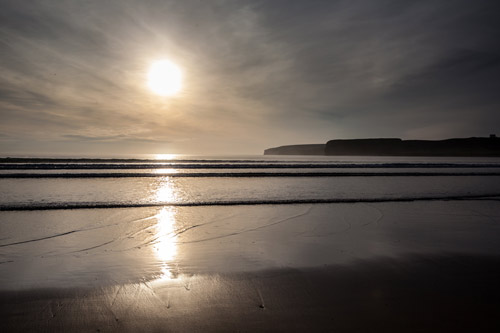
[1,155,500,290]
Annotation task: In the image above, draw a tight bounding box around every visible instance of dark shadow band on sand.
[1,253,500,332]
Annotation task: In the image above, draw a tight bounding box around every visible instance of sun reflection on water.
[155,177,177,203]
[153,168,178,174]
[154,154,178,160]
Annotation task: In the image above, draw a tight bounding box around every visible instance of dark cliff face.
[324,139,403,156]
[264,137,500,156]
[264,144,325,155]
[325,137,500,156]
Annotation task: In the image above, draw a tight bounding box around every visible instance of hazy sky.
[1,0,499,156]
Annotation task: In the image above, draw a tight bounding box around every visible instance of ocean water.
[1,155,500,290]
[1,155,500,209]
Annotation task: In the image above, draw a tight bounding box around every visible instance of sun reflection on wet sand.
[152,178,181,281]
[153,207,179,280]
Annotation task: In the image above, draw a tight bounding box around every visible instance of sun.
[148,59,182,96]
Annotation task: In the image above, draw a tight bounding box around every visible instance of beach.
[2,200,500,331]
[3,254,500,332]
[1,157,500,331]
[3,0,500,330]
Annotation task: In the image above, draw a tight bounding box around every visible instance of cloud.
[1,0,499,155]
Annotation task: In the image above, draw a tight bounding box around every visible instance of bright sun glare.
[148,59,182,96]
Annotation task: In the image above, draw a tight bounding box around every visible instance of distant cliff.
[264,136,500,156]
[264,144,325,155]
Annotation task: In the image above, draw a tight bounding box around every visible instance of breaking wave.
[1,172,500,178]
[1,194,499,211]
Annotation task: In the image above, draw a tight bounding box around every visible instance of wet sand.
[1,200,500,331]
[2,254,500,332]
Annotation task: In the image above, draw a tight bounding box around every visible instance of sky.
[1,0,499,156]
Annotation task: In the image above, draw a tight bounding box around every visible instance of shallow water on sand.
[1,201,500,290]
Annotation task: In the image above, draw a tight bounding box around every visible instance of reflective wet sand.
[1,200,500,331]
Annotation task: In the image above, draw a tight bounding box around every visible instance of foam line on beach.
[1,194,499,211]
[2,172,500,178]
[2,162,500,170]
